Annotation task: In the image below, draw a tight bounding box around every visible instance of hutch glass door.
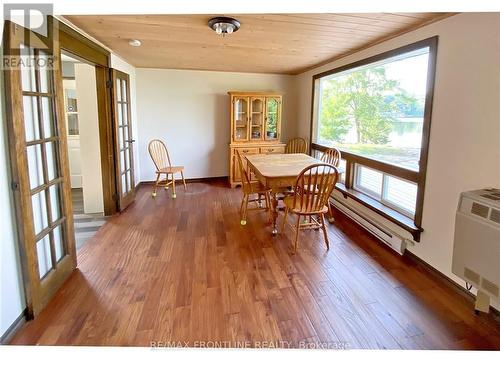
[265,97,280,140]
[233,96,249,141]
[250,97,264,140]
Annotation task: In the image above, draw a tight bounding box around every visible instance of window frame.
[352,164,418,218]
[353,164,383,201]
[380,173,418,219]
[309,36,438,241]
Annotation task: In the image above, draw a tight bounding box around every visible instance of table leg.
[271,192,279,235]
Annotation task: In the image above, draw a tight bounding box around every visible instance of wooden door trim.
[95,66,118,215]
[58,21,109,67]
[3,20,36,317]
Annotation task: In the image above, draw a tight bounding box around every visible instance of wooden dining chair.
[320,147,341,222]
[236,150,272,226]
[148,139,187,198]
[285,137,308,154]
[281,163,339,254]
[320,147,341,167]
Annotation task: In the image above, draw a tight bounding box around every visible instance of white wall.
[110,54,140,186]
[0,47,26,338]
[295,13,500,305]
[75,63,104,214]
[136,68,296,181]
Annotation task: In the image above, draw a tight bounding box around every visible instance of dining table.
[245,153,345,235]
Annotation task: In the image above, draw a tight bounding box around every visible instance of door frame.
[57,20,119,216]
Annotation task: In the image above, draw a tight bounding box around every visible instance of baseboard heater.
[331,196,408,255]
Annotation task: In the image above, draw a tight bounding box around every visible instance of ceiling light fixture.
[128,39,142,47]
[208,17,240,36]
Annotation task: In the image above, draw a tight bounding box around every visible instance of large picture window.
[310,37,438,240]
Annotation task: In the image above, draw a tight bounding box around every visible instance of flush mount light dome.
[128,39,142,47]
[208,17,240,36]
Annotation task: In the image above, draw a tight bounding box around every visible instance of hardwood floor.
[11,180,500,348]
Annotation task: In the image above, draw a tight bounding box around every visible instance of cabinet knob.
[242,150,248,153]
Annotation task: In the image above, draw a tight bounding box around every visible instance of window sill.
[334,183,423,241]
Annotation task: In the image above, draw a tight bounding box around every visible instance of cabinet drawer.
[234,147,260,155]
[260,146,285,154]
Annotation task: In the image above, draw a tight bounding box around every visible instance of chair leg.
[181,170,187,191]
[164,173,169,190]
[152,173,161,197]
[320,213,330,250]
[328,201,335,224]
[240,194,245,214]
[293,215,301,254]
[265,192,273,224]
[171,174,177,198]
[240,194,249,225]
[281,206,289,232]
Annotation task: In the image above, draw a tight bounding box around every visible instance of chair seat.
[283,195,328,214]
[157,166,184,174]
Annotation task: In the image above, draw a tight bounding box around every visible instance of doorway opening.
[61,51,107,250]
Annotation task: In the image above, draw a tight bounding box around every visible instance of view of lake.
[320,118,423,171]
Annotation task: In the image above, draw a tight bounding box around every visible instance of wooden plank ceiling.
[64,13,454,74]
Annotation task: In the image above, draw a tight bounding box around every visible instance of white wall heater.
[452,188,500,312]
[331,196,408,255]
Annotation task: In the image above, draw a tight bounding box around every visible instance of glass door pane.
[36,235,52,278]
[250,97,264,140]
[234,97,249,141]
[265,97,279,140]
[20,46,70,280]
[63,82,79,136]
[118,82,130,195]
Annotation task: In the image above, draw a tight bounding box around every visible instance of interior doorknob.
[126,139,136,143]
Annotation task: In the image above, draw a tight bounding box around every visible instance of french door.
[111,69,135,210]
[3,19,76,316]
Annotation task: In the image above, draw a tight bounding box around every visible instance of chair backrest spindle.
[148,139,172,171]
[285,137,308,154]
[320,147,341,166]
[293,163,339,214]
[236,151,251,191]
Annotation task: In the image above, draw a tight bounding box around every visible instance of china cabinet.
[228,91,285,187]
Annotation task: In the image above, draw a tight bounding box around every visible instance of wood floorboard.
[10,181,500,349]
